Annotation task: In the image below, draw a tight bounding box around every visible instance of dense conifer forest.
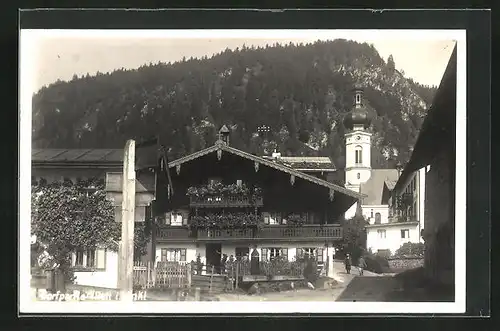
[32,39,437,169]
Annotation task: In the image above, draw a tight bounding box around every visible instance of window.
[86,249,96,268]
[356,94,361,104]
[375,212,381,224]
[263,212,282,225]
[261,248,288,261]
[377,229,386,239]
[72,248,106,269]
[160,248,187,262]
[236,179,243,187]
[298,248,324,262]
[171,212,183,226]
[357,173,361,179]
[354,146,363,164]
[75,250,84,266]
[370,209,374,218]
[401,229,410,239]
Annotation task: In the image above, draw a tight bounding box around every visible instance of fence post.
[235,262,239,290]
[187,263,192,288]
[209,265,214,293]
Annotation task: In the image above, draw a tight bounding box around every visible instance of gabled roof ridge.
[167,143,364,199]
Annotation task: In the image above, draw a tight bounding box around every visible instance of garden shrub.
[363,253,391,274]
[302,257,319,283]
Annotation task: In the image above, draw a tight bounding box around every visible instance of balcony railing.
[189,195,263,208]
[259,225,342,240]
[197,228,255,240]
[156,226,192,241]
[196,224,342,241]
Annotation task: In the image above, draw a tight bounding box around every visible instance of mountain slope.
[32,39,437,169]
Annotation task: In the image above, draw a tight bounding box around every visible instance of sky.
[26,30,457,92]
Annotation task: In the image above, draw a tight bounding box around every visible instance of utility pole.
[119,140,136,302]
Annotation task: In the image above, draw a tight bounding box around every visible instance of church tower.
[343,84,373,198]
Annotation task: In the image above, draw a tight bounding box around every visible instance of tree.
[341,206,369,262]
[31,179,150,282]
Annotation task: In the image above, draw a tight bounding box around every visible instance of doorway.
[205,243,222,273]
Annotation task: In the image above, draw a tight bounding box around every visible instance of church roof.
[384,179,397,191]
[360,169,399,205]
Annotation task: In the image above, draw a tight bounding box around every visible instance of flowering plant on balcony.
[186,182,263,204]
[189,213,264,230]
[285,214,306,227]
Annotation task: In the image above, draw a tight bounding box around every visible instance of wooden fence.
[133,261,191,289]
[133,259,314,291]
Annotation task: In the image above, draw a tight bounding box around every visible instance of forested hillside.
[32,39,437,169]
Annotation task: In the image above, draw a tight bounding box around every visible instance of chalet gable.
[168,140,365,200]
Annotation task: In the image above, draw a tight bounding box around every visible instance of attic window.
[357,173,360,179]
[356,94,361,104]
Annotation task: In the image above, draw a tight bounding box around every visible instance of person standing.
[358,256,367,276]
[344,253,352,274]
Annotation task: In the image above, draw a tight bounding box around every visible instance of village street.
[216,261,397,302]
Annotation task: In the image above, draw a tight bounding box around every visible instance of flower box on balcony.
[186,183,263,207]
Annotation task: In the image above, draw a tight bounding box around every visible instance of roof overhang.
[168,141,366,200]
[393,44,457,194]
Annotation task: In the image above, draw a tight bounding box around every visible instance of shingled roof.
[262,156,336,171]
[32,148,122,163]
[360,169,399,205]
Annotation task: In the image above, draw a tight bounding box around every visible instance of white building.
[342,85,426,256]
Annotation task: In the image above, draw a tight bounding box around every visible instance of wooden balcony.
[155,226,192,242]
[196,224,342,242]
[189,195,263,208]
[197,228,255,241]
[259,225,343,241]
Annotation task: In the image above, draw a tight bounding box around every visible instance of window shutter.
[316,248,324,262]
[161,248,167,262]
[263,213,270,225]
[281,248,288,260]
[165,212,171,225]
[96,249,106,269]
[261,248,268,261]
[180,249,187,261]
[182,211,188,225]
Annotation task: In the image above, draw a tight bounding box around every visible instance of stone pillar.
[119,140,136,302]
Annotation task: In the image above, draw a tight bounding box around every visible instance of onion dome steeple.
[343,84,372,130]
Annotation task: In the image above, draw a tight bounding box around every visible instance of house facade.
[31,133,364,288]
[153,134,363,275]
[392,45,456,287]
[31,149,154,289]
